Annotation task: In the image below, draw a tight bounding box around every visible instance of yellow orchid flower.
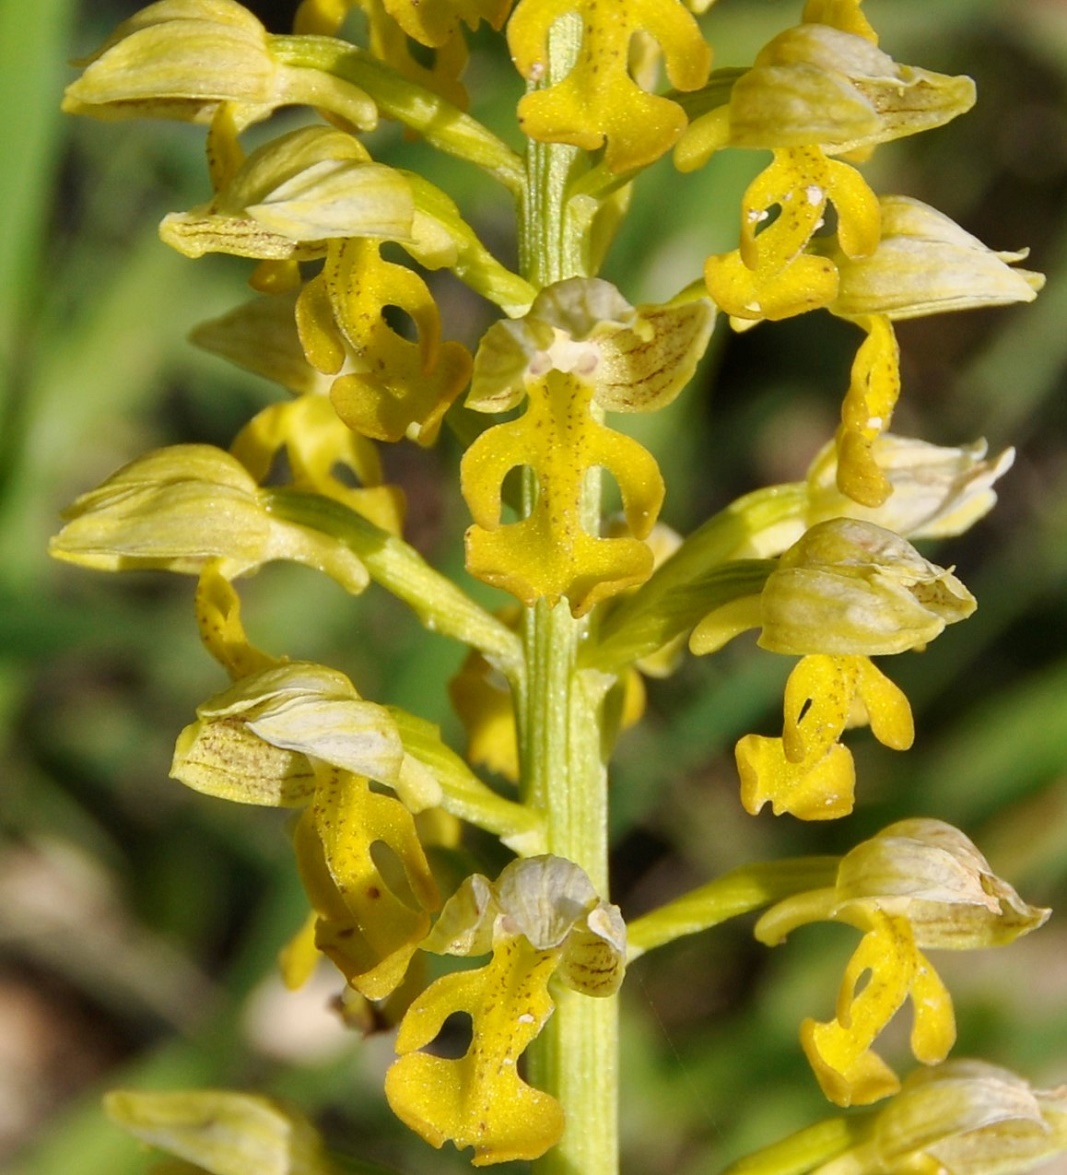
[691,519,971,819]
[802,908,956,1106]
[297,238,473,445]
[461,278,712,614]
[386,856,625,1164]
[703,146,879,322]
[755,820,1050,1107]
[508,0,711,173]
[294,766,441,1000]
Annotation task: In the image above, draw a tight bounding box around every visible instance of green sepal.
[103,1088,348,1175]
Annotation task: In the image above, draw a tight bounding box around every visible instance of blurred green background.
[3,0,1067,1171]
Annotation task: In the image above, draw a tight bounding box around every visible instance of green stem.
[627,857,840,959]
[719,1116,861,1175]
[514,15,617,1175]
[271,36,525,193]
[262,488,521,672]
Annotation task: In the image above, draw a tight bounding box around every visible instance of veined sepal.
[170,661,410,806]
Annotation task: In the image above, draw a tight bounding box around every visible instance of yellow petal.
[300,239,472,445]
[836,314,901,506]
[231,395,405,535]
[801,914,917,1106]
[386,938,564,1164]
[296,768,439,999]
[855,656,914,750]
[449,646,520,782]
[909,948,956,1064]
[508,0,711,173]
[461,368,663,614]
[194,561,279,680]
[278,910,320,990]
[383,0,512,47]
[802,0,878,42]
[735,732,856,820]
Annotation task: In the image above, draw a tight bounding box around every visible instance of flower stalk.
[55,1,1061,1174]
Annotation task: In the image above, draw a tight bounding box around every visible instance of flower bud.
[759,518,975,655]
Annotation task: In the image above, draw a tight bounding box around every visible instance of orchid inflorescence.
[55,1,1061,1172]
